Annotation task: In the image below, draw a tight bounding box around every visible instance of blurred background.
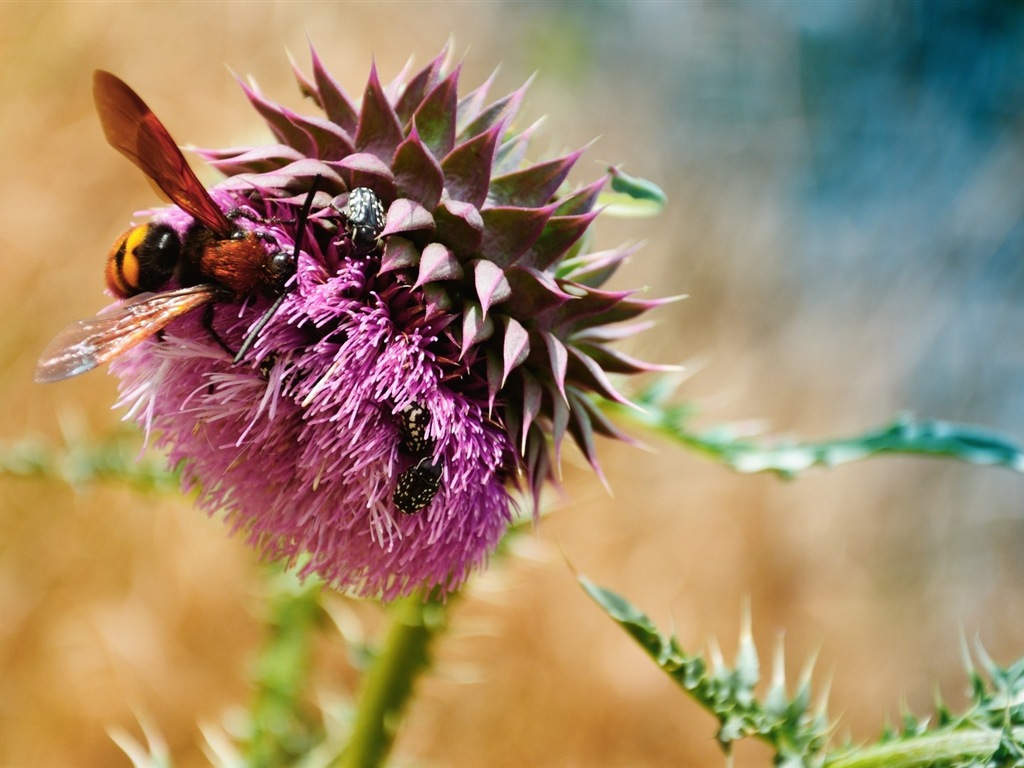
[2,1,1023,766]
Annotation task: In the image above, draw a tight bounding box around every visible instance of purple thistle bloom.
[104,47,669,598]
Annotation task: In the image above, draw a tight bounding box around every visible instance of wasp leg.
[202,303,234,357]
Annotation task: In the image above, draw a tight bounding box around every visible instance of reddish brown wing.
[93,70,234,237]
[34,285,221,383]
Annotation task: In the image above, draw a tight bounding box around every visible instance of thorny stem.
[335,590,448,768]
[824,729,1006,768]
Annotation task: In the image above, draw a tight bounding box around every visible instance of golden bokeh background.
[2,3,1023,766]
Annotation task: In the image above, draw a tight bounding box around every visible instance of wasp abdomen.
[105,223,180,298]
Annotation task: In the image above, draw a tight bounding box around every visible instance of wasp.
[35,70,317,383]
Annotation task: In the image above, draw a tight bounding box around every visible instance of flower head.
[111,47,667,599]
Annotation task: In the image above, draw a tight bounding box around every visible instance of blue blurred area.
[789,1,1024,426]
[493,0,1024,432]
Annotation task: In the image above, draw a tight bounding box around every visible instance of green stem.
[825,729,1001,768]
[0,435,179,491]
[244,575,324,767]
[336,590,447,768]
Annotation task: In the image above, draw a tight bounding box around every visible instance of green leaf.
[612,379,1024,479]
[580,578,664,658]
[581,576,829,763]
[583,575,1024,768]
[698,416,1024,479]
[598,167,667,218]
[0,432,179,492]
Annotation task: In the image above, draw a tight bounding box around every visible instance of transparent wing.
[35,285,219,382]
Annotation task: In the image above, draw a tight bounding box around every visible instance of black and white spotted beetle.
[394,457,443,515]
[393,402,442,514]
[337,187,385,251]
[396,402,432,455]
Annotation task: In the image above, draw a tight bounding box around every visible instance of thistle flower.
[111,47,668,599]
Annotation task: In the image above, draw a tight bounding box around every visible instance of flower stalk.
[336,590,448,768]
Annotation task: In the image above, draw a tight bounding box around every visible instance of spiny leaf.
[441,120,504,209]
[477,202,557,267]
[488,150,583,208]
[413,66,460,160]
[414,243,462,287]
[394,47,449,125]
[473,258,512,318]
[380,198,435,238]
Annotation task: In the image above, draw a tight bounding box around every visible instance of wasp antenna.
[234,176,323,365]
[294,174,322,247]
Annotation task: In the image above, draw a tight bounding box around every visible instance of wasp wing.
[93,70,234,237]
[35,285,220,383]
